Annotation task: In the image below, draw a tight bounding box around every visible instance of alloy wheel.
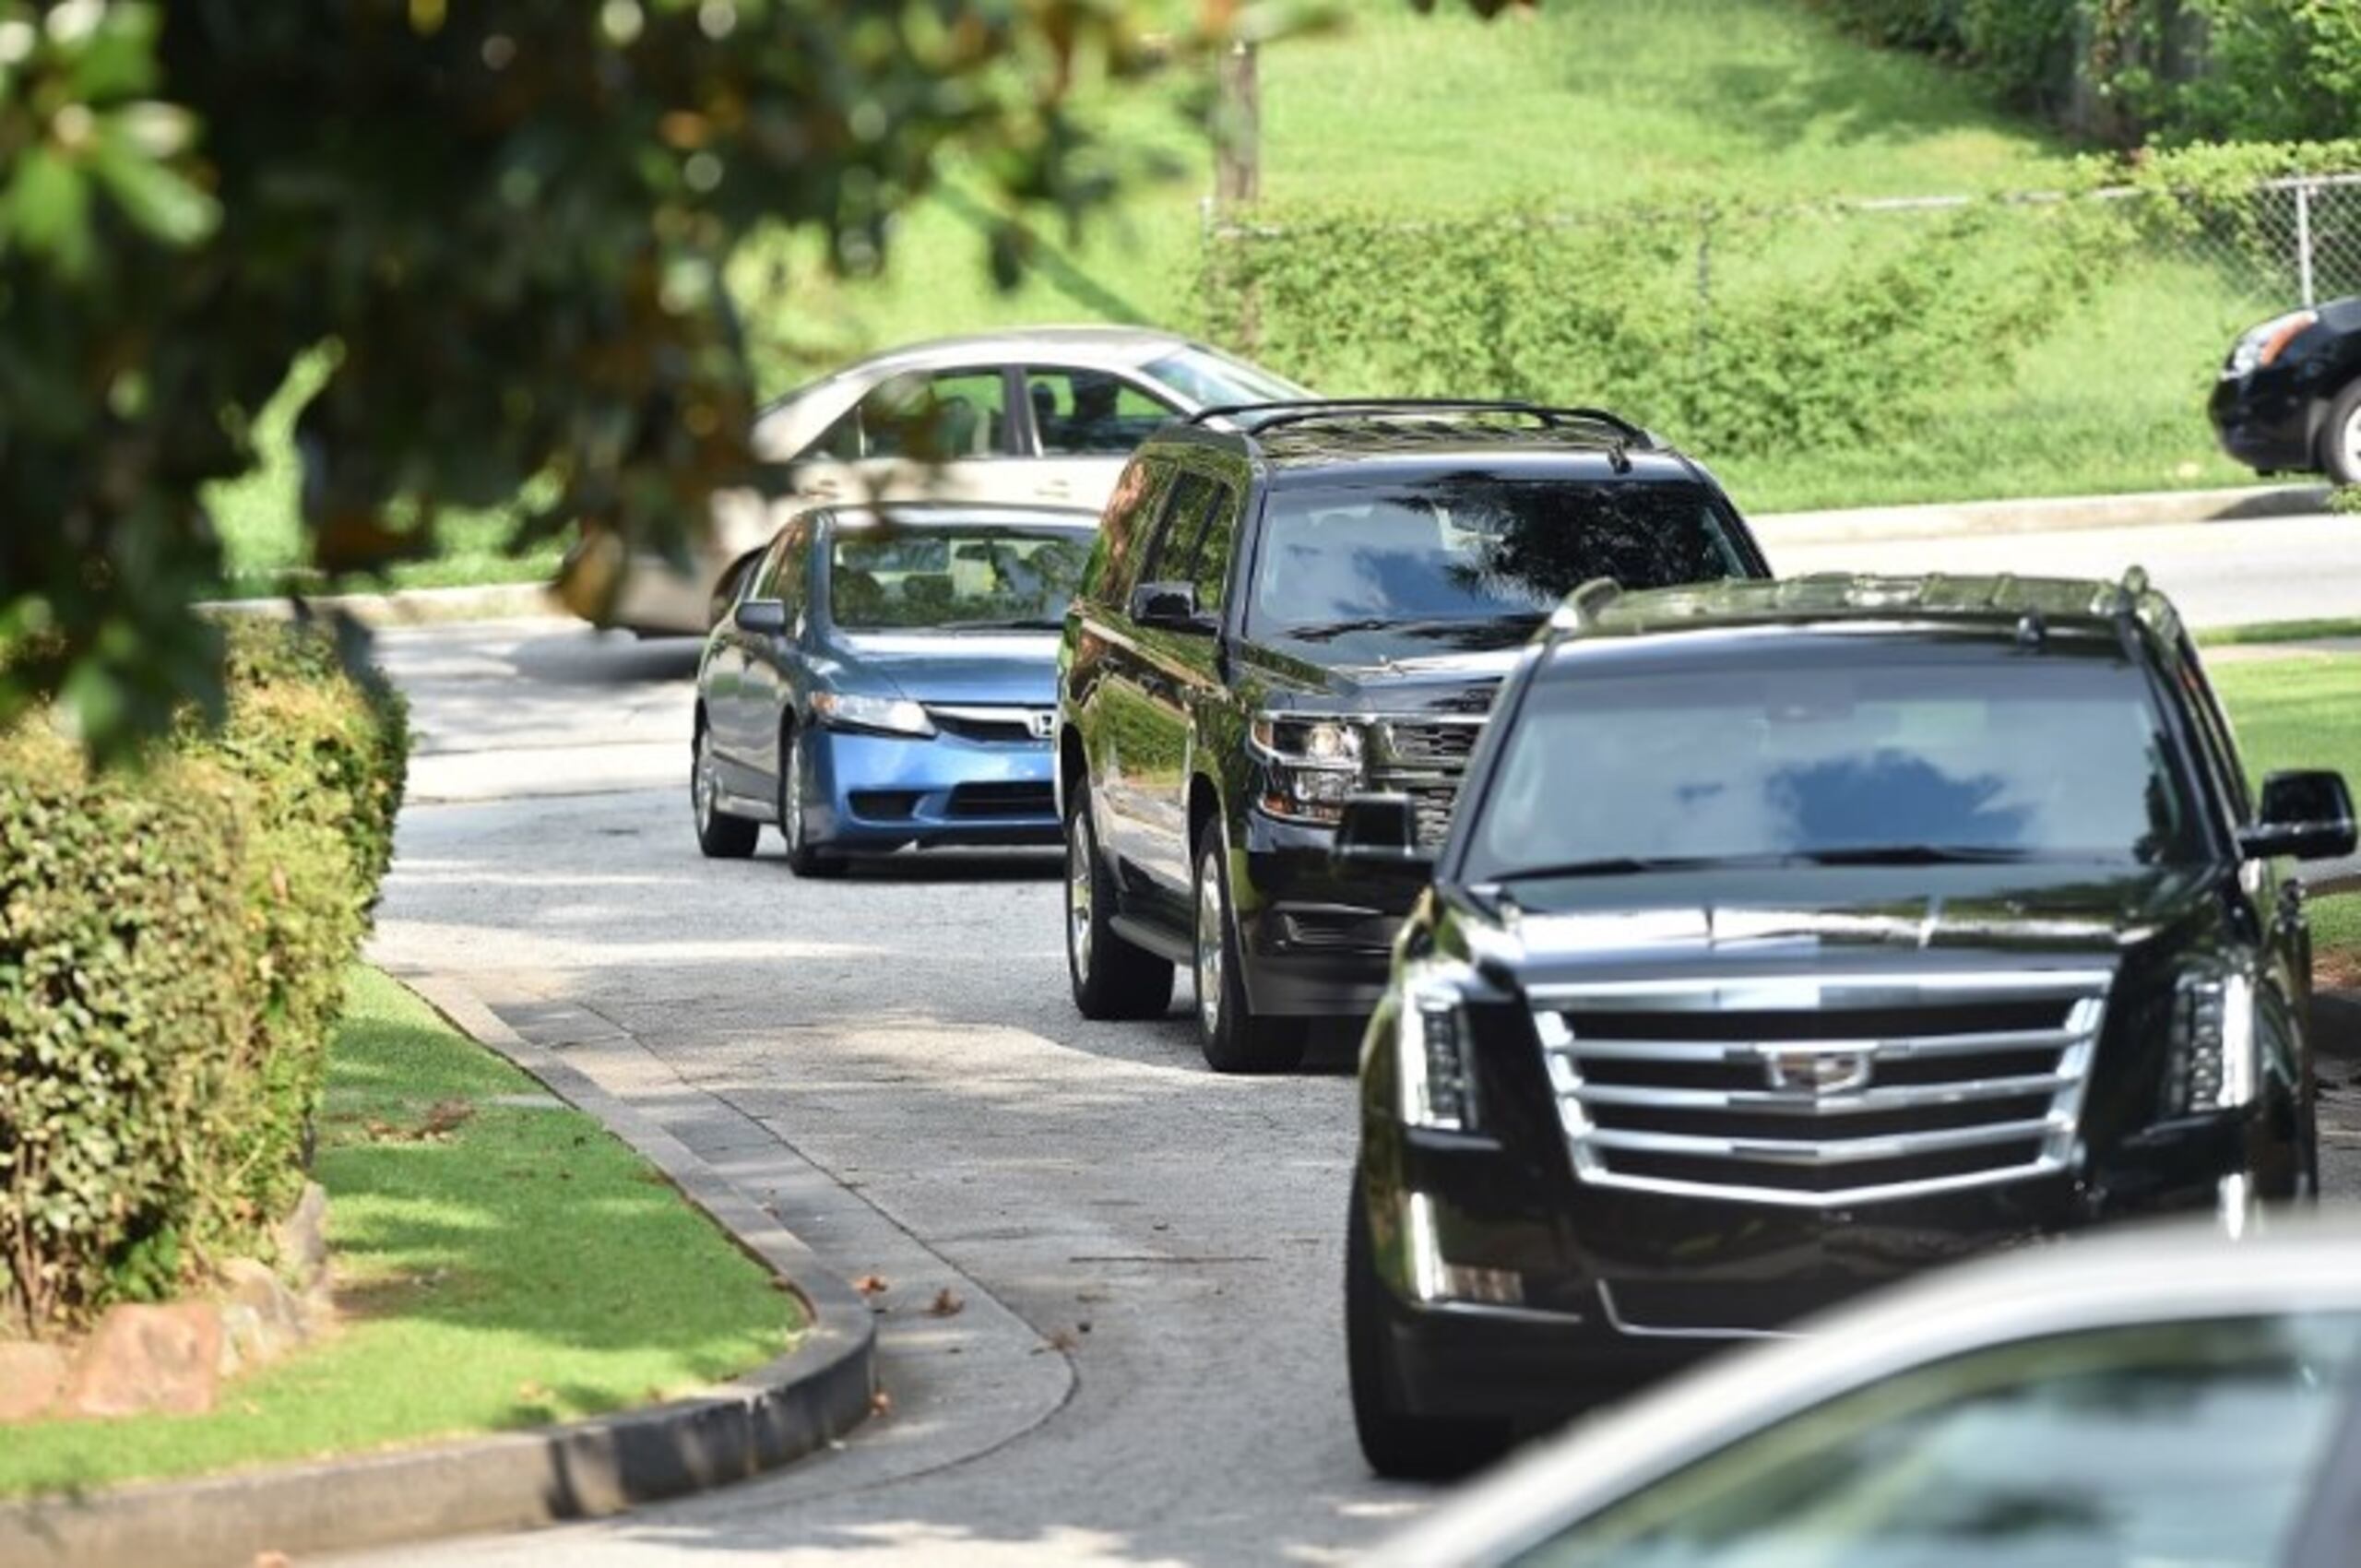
[1195,853,1225,1038]
[1067,824,1096,980]
[783,731,807,852]
[2342,405,2361,479]
[694,731,718,833]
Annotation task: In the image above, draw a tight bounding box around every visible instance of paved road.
[1765,509,2361,629]
[355,621,1418,1568]
[351,608,2361,1568]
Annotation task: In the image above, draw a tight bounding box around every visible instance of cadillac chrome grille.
[1533,969,2113,1207]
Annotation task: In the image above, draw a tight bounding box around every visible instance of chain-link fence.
[1198,172,2361,504]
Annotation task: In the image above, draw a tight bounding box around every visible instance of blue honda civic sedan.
[692,503,1097,875]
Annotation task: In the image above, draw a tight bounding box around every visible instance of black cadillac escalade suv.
[1053,401,1770,1072]
[1343,572,2358,1478]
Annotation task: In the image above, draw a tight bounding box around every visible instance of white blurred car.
[599,327,1312,634]
[1371,1217,2361,1567]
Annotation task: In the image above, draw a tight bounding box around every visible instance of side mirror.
[2240,770,2357,861]
[734,599,789,636]
[1333,794,1435,877]
[1129,580,1214,635]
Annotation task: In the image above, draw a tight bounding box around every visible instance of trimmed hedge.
[0,623,409,1336]
[1196,197,2108,469]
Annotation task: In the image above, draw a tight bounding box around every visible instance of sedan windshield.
[1143,346,1314,409]
[1463,651,2202,885]
[1250,480,1751,657]
[830,528,1091,632]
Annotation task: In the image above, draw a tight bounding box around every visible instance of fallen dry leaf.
[419,1098,476,1136]
[853,1274,890,1297]
[925,1288,965,1318]
[870,1388,895,1417]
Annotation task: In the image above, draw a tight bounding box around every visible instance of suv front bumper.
[1233,816,1414,1017]
[1361,1102,2285,1422]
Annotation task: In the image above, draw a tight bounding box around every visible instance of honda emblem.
[1027,710,1057,742]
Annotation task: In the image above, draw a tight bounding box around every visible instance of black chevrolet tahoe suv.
[1053,401,1770,1072]
[1342,571,2359,1478]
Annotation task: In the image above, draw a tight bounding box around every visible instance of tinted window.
[1247,480,1749,657]
[1140,470,1219,588]
[1142,345,1313,409]
[810,370,1009,462]
[828,527,1089,632]
[1088,456,1173,604]
[1465,651,2203,883]
[1026,369,1176,455]
[1514,1312,2361,1568]
[1144,470,1240,607]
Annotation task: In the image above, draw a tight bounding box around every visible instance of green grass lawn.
[0,968,798,1499]
[2212,654,2361,981]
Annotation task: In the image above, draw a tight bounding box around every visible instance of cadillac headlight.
[1251,714,1365,825]
[811,691,935,738]
[2162,968,2258,1116]
[1398,964,1477,1131]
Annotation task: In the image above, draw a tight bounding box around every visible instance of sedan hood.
[827,631,1062,707]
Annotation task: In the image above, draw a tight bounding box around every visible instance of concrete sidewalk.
[1751,481,2333,548]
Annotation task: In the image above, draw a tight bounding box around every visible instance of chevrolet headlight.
[811,691,935,738]
[1397,964,1477,1131]
[2162,968,2258,1116]
[1251,714,1365,826]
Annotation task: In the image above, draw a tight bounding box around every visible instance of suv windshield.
[1248,481,1750,657]
[830,528,1091,632]
[1463,650,2202,885]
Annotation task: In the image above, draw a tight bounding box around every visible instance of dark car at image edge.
[1340,569,2358,1479]
[1053,400,1771,1073]
[2209,295,2361,483]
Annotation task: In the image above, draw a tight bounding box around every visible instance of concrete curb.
[200,580,564,627]
[0,974,875,1568]
[1751,481,2333,547]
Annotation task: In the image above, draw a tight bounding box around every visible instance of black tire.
[1064,786,1175,1020]
[692,722,759,860]
[1192,826,1307,1075]
[2319,380,2361,487]
[1346,1188,1510,1481]
[778,723,847,879]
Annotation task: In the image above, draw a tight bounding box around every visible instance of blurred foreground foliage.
[0,0,1523,761]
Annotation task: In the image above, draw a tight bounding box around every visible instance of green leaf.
[5,149,94,274]
[89,123,219,247]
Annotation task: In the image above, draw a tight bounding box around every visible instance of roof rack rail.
[1548,576,1623,635]
[1185,398,1655,445]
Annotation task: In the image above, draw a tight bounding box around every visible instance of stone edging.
[0,973,876,1568]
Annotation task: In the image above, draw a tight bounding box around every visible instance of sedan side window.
[1025,369,1178,455]
[815,370,1012,462]
[1513,1312,2361,1568]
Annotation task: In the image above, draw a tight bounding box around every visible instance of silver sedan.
[601,327,1310,633]
[1373,1216,2361,1568]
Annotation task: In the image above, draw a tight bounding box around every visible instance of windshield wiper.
[939,617,1067,632]
[1283,614,1523,643]
[1496,853,1785,881]
[1796,845,2046,866]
